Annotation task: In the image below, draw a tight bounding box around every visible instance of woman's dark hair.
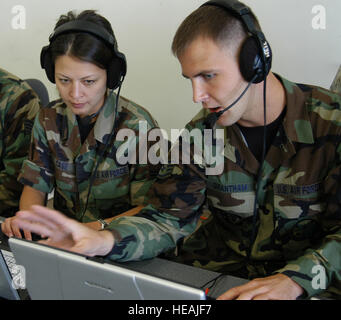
[50,10,115,70]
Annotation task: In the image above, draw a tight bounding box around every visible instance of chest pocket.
[92,165,130,199]
[54,159,78,192]
[273,180,324,220]
[207,180,256,219]
[91,164,131,217]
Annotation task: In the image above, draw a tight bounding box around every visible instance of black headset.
[201,0,272,84]
[40,20,127,90]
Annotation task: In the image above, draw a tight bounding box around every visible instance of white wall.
[0,0,340,136]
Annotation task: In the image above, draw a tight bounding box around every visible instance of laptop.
[8,237,207,300]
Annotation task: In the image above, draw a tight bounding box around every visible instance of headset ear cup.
[239,37,264,84]
[40,46,56,84]
[107,59,120,90]
[107,57,127,90]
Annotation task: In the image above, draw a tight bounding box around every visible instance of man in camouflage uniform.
[13,1,341,299]
[100,77,341,299]
[18,91,159,223]
[0,67,40,217]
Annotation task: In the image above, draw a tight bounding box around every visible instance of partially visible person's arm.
[14,122,207,261]
[85,205,144,230]
[105,161,207,262]
[13,160,206,261]
[217,273,303,300]
[20,185,46,210]
[11,107,55,239]
[0,75,40,216]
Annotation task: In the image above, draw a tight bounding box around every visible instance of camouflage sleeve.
[127,107,163,207]
[105,116,208,262]
[106,160,207,262]
[0,79,40,215]
[276,145,341,298]
[128,132,164,207]
[129,162,160,206]
[18,109,54,194]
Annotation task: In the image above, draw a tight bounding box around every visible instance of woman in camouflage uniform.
[2,10,159,238]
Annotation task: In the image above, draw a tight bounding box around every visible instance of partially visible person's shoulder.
[0,67,34,95]
[296,82,341,111]
[297,82,341,134]
[0,68,41,119]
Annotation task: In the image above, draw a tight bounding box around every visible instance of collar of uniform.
[220,123,260,175]
[61,91,118,146]
[192,108,259,174]
[276,74,314,145]
[63,102,76,144]
[218,75,314,175]
[94,89,119,144]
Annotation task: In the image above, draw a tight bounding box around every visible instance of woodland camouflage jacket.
[0,68,40,216]
[19,93,159,221]
[109,76,341,298]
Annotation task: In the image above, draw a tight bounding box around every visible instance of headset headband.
[41,19,127,89]
[49,20,117,49]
